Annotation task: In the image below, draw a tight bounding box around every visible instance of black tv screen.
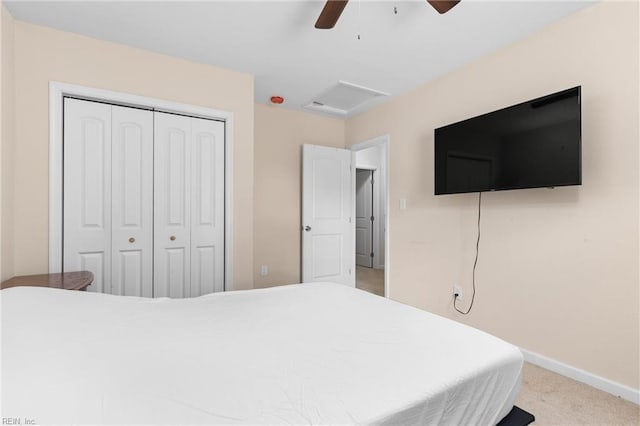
[434,86,581,195]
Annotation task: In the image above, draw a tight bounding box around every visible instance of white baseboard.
[520,348,639,405]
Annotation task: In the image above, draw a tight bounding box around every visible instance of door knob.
[170,235,176,241]
[128,237,135,243]
[304,226,311,232]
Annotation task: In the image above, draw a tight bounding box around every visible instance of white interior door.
[63,98,112,293]
[154,112,192,298]
[111,105,154,297]
[355,169,373,268]
[302,144,354,286]
[190,118,225,295]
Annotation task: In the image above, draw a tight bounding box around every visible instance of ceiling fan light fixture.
[314,0,461,30]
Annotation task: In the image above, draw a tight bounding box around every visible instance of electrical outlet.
[453,285,463,301]
[260,265,268,276]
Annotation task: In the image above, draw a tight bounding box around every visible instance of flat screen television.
[434,86,581,195]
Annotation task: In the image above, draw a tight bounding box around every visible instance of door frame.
[350,135,390,298]
[48,81,235,290]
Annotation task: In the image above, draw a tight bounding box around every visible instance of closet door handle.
[128,237,135,243]
[170,235,176,241]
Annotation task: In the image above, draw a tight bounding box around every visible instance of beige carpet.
[355,265,384,296]
[517,362,639,425]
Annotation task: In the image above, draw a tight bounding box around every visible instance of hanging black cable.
[454,192,481,315]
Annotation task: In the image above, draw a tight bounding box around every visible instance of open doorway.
[352,136,389,297]
[355,169,374,268]
[355,168,383,296]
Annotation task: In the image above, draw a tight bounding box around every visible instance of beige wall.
[1,5,15,281]
[11,21,255,289]
[253,104,345,287]
[346,2,639,389]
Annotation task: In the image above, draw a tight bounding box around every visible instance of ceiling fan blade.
[427,0,461,14]
[315,0,349,29]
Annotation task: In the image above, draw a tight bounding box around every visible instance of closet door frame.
[48,81,235,291]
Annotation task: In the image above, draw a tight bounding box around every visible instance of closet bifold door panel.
[111,105,154,297]
[154,112,225,297]
[154,112,192,298]
[63,98,112,293]
[191,117,225,295]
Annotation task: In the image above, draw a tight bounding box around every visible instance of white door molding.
[49,81,235,290]
[350,134,390,298]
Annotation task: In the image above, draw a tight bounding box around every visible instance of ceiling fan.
[315,0,461,29]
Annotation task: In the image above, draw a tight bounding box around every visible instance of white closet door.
[63,98,112,293]
[190,118,225,295]
[111,106,154,297]
[154,112,192,298]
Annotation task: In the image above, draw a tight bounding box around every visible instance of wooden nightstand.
[1,271,94,291]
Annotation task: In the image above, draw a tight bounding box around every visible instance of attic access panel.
[304,81,389,116]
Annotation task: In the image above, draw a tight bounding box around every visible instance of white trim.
[223,107,234,291]
[350,135,390,298]
[49,84,63,274]
[49,81,235,291]
[521,348,640,404]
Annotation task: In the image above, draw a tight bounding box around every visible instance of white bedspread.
[1,283,522,425]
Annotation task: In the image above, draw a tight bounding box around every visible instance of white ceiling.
[4,0,594,117]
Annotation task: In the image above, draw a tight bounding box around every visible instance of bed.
[1,282,523,425]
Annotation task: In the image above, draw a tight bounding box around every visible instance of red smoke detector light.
[270,96,284,104]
